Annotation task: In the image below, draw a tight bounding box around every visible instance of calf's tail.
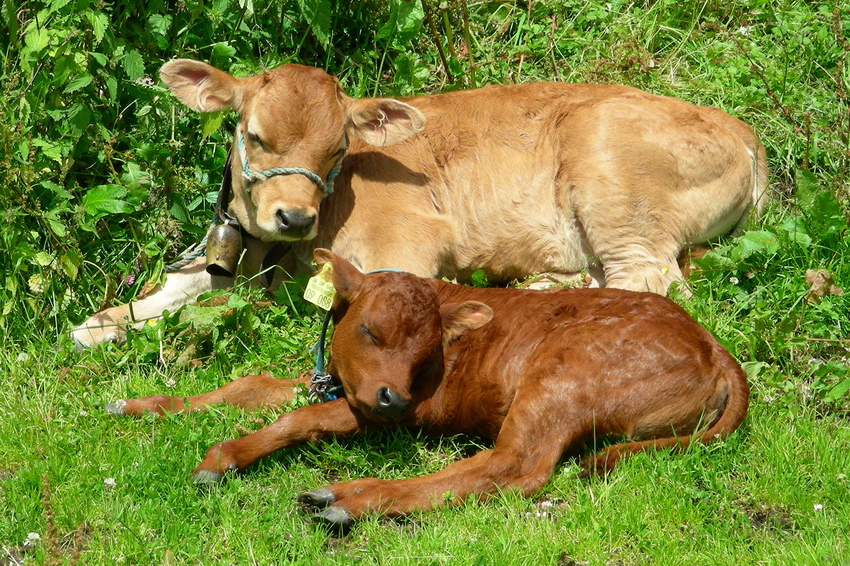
[579,362,750,477]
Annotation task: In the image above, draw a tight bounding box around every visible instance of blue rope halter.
[236,130,347,196]
[308,268,408,403]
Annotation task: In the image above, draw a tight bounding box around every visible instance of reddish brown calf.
[106,249,749,528]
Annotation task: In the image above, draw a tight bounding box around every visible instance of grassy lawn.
[2,1,849,564]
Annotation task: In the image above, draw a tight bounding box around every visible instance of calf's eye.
[360,324,377,345]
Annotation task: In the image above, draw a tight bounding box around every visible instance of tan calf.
[72,59,767,347]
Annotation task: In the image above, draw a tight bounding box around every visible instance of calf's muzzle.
[275,208,316,238]
[373,386,409,420]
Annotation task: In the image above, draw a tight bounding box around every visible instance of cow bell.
[206,222,243,277]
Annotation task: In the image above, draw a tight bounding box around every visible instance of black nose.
[275,209,315,236]
[374,386,409,420]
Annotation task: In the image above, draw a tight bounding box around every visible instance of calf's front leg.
[105,372,313,417]
[193,399,366,483]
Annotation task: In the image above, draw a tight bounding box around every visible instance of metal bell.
[206,223,243,277]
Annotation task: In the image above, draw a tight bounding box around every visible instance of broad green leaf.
[60,249,82,280]
[297,0,331,47]
[106,75,118,102]
[212,42,236,59]
[777,216,811,246]
[65,74,92,93]
[692,250,736,272]
[48,0,73,12]
[201,111,224,138]
[32,138,71,163]
[89,51,108,66]
[88,12,108,44]
[35,252,54,267]
[237,0,254,16]
[81,184,133,216]
[148,13,172,37]
[730,230,779,262]
[122,49,145,80]
[794,168,820,212]
[826,378,850,403]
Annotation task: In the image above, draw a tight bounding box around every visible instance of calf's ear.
[313,248,364,304]
[439,301,494,344]
[160,59,242,113]
[345,98,425,147]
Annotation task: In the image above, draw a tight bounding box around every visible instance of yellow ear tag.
[303,263,336,310]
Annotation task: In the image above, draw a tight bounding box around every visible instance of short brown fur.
[108,249,749,526]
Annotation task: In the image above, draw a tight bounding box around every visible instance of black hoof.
[314,506,353,530]
[297,487,336,509]
[104,400,126,416]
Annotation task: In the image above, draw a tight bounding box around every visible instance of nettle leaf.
[777,216,812,246]
[212,42,236,59]
[60,249,82,280]
[693,250,737,272]
[810,191,847,236]
[390,0,424,44]
[32,138,72,163]
[200,111,224,138]
[24,25,50,55]
[122,49,145,80]
[106,75,118,102]
[81,184,133,216]
[238,0,255,16]
[88,12,108,44]
[64,74,92,94]
[794,168,821,212]
[730,230,779,262]
[297,0,331,47]
[148,13,172,37]
[35,251,55,267]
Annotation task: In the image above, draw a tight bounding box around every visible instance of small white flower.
[729,276,739,285]
[104,477,117,489]
[16,352,30,363]
[539,500,554,509]
[165,378,177,388]
[79,410,89,417]
[23,532,40,547]
[132,462,140,467]
[738,26,751,36]
[814,503,824,511]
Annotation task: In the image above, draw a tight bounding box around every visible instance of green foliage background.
[1,0,849,564]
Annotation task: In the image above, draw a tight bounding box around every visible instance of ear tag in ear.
[304,263,336,310]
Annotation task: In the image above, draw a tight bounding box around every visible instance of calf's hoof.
[313,506,353,530]
[104,400,127,416]
[297,487,335,509]
[192,463,238,485]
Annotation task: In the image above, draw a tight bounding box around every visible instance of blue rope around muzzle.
[237,131,346,195]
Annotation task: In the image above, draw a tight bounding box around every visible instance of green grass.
[2,0,849,564]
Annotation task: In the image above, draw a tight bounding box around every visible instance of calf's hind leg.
[105,372,312,417]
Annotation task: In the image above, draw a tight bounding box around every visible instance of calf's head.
[313,249,493,422]
[160,59,426,242]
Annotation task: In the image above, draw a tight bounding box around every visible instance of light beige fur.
[71,59,768,348]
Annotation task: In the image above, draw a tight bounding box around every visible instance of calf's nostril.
[276,209,316,234]
[376,386,392,408]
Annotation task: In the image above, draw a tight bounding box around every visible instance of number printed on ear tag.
[303,263,336,310]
